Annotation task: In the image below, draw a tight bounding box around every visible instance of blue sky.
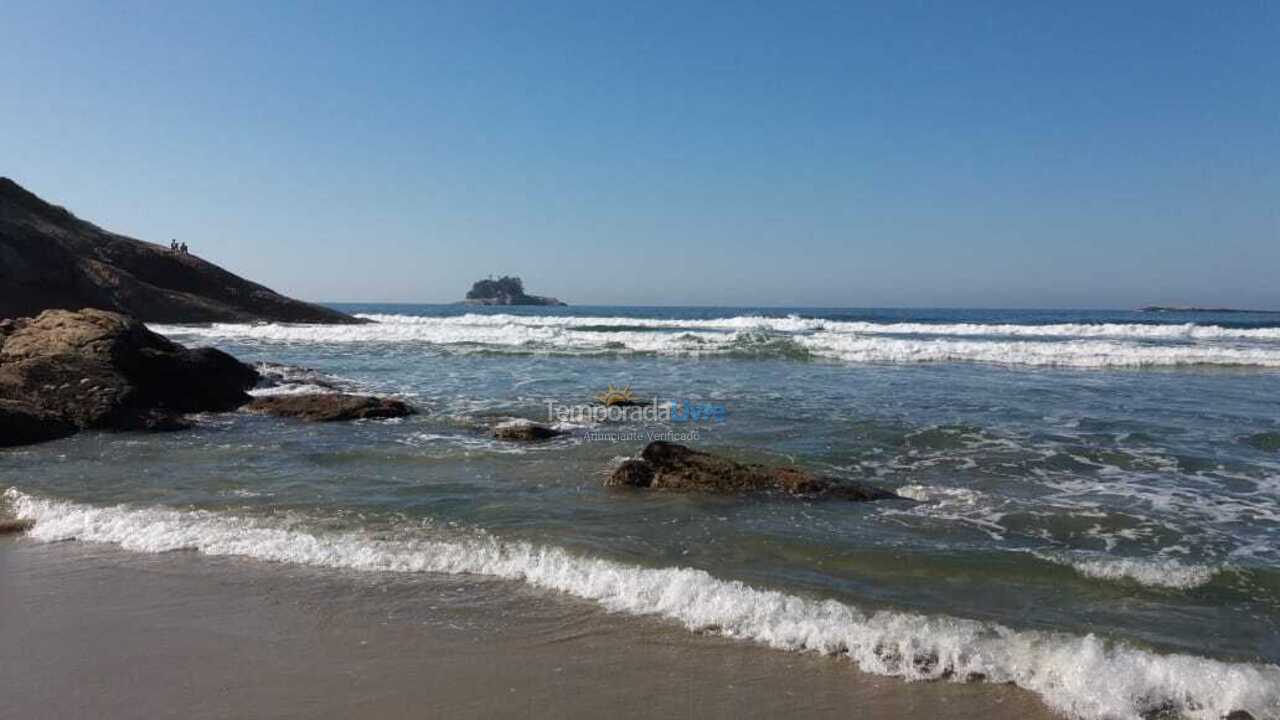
[2,1,1276,308]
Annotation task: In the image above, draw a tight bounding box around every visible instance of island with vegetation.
[463,276,566,306]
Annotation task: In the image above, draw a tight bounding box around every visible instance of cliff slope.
[0,178,360,324]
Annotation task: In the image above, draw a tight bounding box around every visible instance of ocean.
[5,304,1280,719]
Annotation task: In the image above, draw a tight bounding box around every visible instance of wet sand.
[0,538,1059,719]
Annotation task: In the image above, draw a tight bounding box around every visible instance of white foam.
[894,484,985,504]
[348,314,1280,342]
[7,488,1277,720]
[148,314,1280,369]
[800,333,1280,368]
[1035,551,1220,590]
[248,383,340,397]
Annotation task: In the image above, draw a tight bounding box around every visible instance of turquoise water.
[6,305,1280,719]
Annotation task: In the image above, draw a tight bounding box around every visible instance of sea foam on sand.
[7,488,1278,720]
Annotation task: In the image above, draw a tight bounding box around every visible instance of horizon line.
[316,301,1280,314]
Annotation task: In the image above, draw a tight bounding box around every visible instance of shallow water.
[5,305,1280,719]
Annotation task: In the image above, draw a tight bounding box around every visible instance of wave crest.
[6,488,1277,720]
[148,313,1280,369]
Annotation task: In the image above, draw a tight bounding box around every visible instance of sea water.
[5,305,1280,719]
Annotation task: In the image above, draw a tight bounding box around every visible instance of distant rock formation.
[463,276,565,306]
[1139,306,1279,314]
[0,177,363,324]
[606,441,902,501]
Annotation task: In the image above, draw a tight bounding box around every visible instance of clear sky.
[2,1,1276,308]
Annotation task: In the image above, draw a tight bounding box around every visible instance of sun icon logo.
[595,384,635,406]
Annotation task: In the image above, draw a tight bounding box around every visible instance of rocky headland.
[0,178,363,324]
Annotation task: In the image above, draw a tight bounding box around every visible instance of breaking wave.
[7,488,1279,720]
[149,313,1280,369]
[1031,551,1221,590]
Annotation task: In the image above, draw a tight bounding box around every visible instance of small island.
[463,276,566,306]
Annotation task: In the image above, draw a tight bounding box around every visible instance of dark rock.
[492,419,565,441]
[606,441,900,501]
[0,177,365,323]
[0,317,26,337]
[0,317,27,356]
[244,393,415,422]
[0,517,35,535]
[113,410,194,432]
[0,399,77,447]
[0,308,258,441]
[609,459,656,487]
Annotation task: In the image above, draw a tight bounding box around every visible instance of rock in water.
[492,419,565,441]
[0,517,35,535]
[244,393,415,422]
[610,459,656,487]
[0,308,258,438]
[606,441,900,501]
[1244,432,1280,452]
[0,399,76,447]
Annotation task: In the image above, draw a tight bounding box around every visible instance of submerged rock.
[0,308,257,443]
[0,517,34,535]
[492,419,565,441]
[606,441,900,501]
[1243,432,1280,452]
[244,393,414,422]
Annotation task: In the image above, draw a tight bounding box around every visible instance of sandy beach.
[1,537,1057,720]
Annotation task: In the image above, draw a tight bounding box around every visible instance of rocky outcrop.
[0,399,76,447]
[607,441,901,500]
[0,309,258,437]
[492,419,565,441]
[0,177,363,324]
[463,276,565,306]
[244,393,414,422]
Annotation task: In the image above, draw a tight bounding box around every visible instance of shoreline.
[1,538,1058,719]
